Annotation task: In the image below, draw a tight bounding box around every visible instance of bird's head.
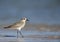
[21,17,29,22]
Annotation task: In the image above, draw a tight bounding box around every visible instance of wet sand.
[0,30,60,42]
[0,24,60,42]
[0,36,60,42]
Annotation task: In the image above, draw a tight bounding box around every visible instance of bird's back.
[4,20,25,29]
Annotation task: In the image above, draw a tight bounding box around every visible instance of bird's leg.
[17,30,19,38]
[19,31,24,38]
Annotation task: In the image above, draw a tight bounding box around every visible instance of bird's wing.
[4,21,24,28]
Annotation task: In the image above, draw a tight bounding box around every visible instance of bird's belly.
[17,27,21,31]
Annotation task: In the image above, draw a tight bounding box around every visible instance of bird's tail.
[4,25,11,29]
[4,27,9,29]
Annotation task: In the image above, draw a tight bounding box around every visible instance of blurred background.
[0,0,60,25]
[0,0,60,41]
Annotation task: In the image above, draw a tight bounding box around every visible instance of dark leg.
[19,31,24,38]
[17,30,18,38]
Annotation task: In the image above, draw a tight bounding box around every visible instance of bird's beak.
[27,19,29,21]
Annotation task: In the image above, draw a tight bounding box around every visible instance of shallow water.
[0,29,60,42]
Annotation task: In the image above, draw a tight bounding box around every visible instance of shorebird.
[4,17,29,38]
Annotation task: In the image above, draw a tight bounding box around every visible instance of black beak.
[27,19,29,21]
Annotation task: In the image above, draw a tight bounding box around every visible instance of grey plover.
[4,17,29,38]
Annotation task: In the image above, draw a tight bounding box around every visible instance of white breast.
[17,22,25,31]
